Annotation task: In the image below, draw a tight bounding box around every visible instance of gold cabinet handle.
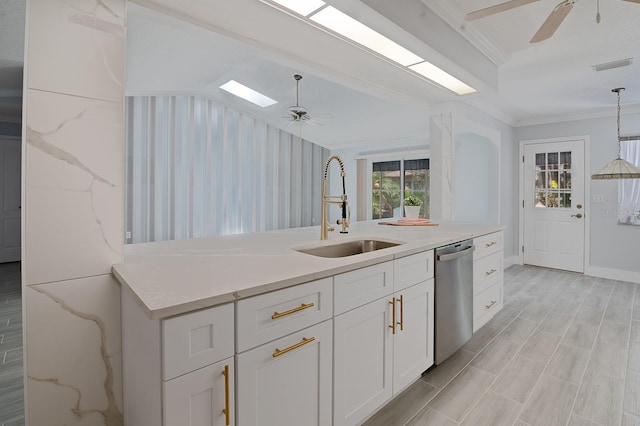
[485,300,497,310]
[272,337,315,358]
[485,241,497,248]
[485,268,497,276]
[389,298,396,334]
[272,302,314,319]
[397,295,404,331]
[222,365,230,425]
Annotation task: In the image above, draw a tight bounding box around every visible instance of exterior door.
[0,137,21,263]
[523,139,585,272]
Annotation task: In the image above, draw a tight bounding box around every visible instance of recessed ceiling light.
[309,6,424,67]
[270,0,325,16]
[219,80,278,107]
[409,62,476,95]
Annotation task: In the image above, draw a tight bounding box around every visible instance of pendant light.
[592,88,640,179]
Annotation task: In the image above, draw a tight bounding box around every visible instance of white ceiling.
[4,0,640,145]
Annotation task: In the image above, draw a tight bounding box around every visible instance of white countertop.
[112,221,504,319]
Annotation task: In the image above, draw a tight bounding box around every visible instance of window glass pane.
[534,150,571,209]
[560,151,571,169]
[536,153,546,167]
[372,161,401,219]
[536,192,546,207]
[535,170,545,189]
[404,159,429,218]
[548,152,558,169]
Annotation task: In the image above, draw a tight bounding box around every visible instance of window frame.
[358,149,430,221]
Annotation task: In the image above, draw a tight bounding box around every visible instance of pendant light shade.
[592,88,640,179]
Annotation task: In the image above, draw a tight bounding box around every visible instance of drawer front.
[473,251,503,295]
[474,232,503,260]
[473,282,502,321]
[236,278,333,353]
[334,261,394,315]
[394,250,434,291]
[163,302,234,381]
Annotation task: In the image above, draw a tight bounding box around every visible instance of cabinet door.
[392,279,434,393]
[334,297,393,426]
[164,357,234,426]
[236,320,332,426]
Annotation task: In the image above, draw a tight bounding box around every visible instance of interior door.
[0,137,21,263]
[523,139,585,272]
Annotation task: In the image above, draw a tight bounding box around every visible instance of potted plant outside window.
[404,192,421,219]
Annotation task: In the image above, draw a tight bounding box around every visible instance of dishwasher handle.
[437,245,475,262]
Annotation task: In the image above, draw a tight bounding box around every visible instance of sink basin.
[295,239,403,258]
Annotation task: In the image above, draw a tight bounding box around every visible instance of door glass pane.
[404,159,429,219]
[534,150,571,209]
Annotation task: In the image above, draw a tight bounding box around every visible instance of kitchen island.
[113,220,504,426]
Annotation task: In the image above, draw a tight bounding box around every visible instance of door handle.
[571,213,583,219]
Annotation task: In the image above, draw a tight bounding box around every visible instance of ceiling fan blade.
[466,0,538,21]
[530,0,574,43]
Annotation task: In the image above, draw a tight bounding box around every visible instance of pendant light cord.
[616,88,622,158]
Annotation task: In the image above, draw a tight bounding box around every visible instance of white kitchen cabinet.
[164,358,234,426]
[333,252,434,426]
[473,231,504,332]
[121,290,234,426]
[392,279,434,393]
[236,320,333,426]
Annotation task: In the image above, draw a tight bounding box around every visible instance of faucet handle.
[338,204,350,234]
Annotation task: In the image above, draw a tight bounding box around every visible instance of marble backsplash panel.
[25,274,123,426]
[24,88,123,285]
[26,0,124,103]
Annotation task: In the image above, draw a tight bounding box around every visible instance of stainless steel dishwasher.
[434,239,474,365]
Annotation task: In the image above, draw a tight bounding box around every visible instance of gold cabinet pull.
[272,302,314,319]
[272,337,315,358]
[389,298,396,334]
[485,241,497,248]
[397,295,404,331]
[222,365,230,425]
[485,268,497,276]
[485,300,497,310]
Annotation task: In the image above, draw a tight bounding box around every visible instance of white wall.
[516,112,640,279]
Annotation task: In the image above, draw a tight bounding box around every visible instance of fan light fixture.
[591,88,640,180]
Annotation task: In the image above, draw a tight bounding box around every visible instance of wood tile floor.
[365,265,640,426]
[0,262,23,426]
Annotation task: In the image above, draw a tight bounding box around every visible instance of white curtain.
[125,96,329,244]
[618,140,640,225]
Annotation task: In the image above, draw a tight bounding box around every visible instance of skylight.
[310,6,423,67]
[271,0,325,16]
[409,62,476,95]
[219,80,278,107]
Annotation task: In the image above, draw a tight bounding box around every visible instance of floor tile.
[604,304,632,325]
[422,348,475,389]
[586,341,628,380]
[632,321,640,342]
[518,330,561,363]
[568,414,604,426]
[504,294,534,312]
[545,344,590,384]
[363,380,438,426]
[622,412,640,426]
[426,366,496,422]
[562,322,598,351]
[625,370,640,417]
[630,341,640,373]
[518,302,552,322]
[491,355,546,403]
[597,321,630,348]
[574,305,604,327]
[406,408,457,426]
[471,336,522,375]
[518,374,578,426]
[574,372,625,426]
[460,390,521,426]
[499,318,539,344]
[552,297,581,316]
[538,312,572,336]
[463,308,518,353]
[610,294,634,310]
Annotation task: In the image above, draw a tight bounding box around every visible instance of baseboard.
[585,266,640,283]
[504,255,521,269]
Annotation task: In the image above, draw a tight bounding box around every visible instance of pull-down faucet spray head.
[321,155,350,240]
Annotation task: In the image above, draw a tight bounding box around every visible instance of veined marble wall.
[22,0,125,425]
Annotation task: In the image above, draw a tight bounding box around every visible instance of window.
[371,158,430,219]
[619,139,640,225]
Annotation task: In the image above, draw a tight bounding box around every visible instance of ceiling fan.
[285,74,332,126]
[465,0,640,43]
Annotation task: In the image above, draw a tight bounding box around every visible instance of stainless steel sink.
[295,239,402,258]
